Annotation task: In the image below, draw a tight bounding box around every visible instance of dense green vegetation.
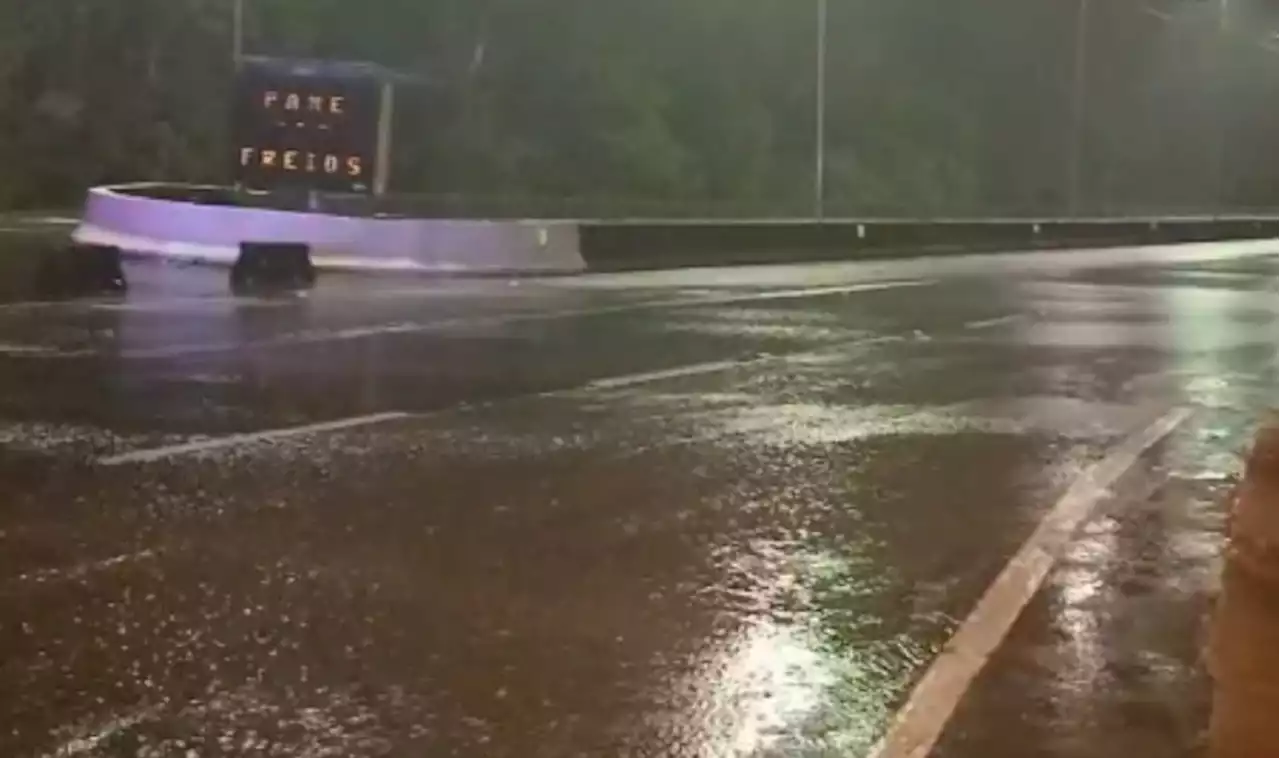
[0,0,1275,216]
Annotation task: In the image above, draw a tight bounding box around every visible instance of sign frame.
[231,57,395,196]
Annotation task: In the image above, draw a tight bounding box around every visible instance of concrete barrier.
[72,183,1277,276]
[73,183,585,275]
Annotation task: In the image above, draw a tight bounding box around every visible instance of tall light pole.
[1208,0,1228,212]
[231,0,243,64]
[814,0,827,219]
[1065,0,1089,217]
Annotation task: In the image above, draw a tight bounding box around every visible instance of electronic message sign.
[232,63,378,193]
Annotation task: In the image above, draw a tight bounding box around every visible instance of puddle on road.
[641,538,937,756]
[3,391,1122,757]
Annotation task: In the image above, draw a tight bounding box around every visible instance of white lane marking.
[0,294,286,315]
[0,279,929,359]
[964,314,1024,330]
[0,299,96,313]
[685,279,932,307]
[3,350,91,361]
[0,281,513,315]
[48,706,159,757]
[0,277,928,319]
[585,359,750,391]
[0,342,72,356]
[866,405,1192,758]
[583,334,907,393]
[6,549,157,587]
[103,278,930,359]
[87,334,913,465]
[0,217,77,234]
[95,411,409,466]
[88,296,294,313]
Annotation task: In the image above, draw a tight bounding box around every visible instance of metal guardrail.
[575,216,1277,271]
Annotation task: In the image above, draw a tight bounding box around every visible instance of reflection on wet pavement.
[0,239,1274,756]
[934,414,1250,758]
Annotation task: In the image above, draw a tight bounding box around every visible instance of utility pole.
[1066,0,1090,217]
[814,0,827,219]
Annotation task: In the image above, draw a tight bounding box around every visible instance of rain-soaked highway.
[0,238,1276,758]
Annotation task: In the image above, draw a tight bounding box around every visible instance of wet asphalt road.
[0,237,1276,757]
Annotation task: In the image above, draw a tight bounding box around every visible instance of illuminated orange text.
[239,147,363,177]
[260,90,346,116]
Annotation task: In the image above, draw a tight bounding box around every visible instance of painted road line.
[867,405,1193,758]
[5,549,158,588]
[683,279,933,307]
[2,278,928,320]
[0,217,77,234]
[0,281,506,315]
[964,314,1024,330]
[0,297,123,313]
[584,359,752,391]
[103,278,932,359]
[582,333,909,393]
[0,279,929,359]
[0,293,288,314]
[95,411,410,466]
[86,334,912,466]
[48,706,160,757]
[89,296,295,313]
[0,342,84,357]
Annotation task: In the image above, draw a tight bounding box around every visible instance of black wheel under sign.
[232,63,378,193]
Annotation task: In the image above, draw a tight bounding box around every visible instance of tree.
[0,0,1272,215]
